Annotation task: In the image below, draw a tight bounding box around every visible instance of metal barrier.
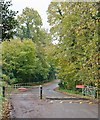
[82,86,96,98]
[4,83,43,100]
[14,82,40,89]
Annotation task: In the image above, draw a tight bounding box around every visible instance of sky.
[10,0,52,29]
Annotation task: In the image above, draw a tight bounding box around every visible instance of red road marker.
[18,87,28,92]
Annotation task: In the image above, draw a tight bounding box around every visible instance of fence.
[14,82,35,89]
[82,86,97,98]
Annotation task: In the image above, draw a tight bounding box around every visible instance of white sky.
[10,0,52,29]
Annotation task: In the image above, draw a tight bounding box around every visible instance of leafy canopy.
[16,7,42,40]
[2,39,50,84]
[47,2,99,89]
[1,0,18,41]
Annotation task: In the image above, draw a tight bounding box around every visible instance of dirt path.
[9,80,98,118]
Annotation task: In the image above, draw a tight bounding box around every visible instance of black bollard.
[40,85,42,99]
[2,86,5,97]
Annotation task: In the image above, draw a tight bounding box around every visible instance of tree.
[2,39,50,84]
[44,43,57,80]
[1,0,18,41]
[16,7,42,40]
[47,2,99,89]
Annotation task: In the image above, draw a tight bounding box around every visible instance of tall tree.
[47,2,99,89]
[1,0,18,41]
[16,7,42,40]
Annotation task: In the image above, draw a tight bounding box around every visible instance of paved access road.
[9,80,98,118]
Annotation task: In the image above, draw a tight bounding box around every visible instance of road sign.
[76,85,85,88]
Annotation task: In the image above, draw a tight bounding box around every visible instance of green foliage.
[16,7,42,40]
[44,43,57,80]
[1,0,18,41]
[0,44,2,78]
[59,87,82,95]
[47,2,99,89]
[2,39,50,84]
[1,4,54,84]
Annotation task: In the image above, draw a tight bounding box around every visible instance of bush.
[58,81,67,89]
[2,39,50,84]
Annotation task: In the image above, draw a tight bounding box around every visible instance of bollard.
[2,86,5,97]
[39,85,42,99]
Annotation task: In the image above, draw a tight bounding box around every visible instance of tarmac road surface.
[9,80,98,118]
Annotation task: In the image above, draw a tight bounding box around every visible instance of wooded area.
[47,2,99,90]
[0,1,99,92]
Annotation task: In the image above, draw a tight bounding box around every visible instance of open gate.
[1,83,42,101]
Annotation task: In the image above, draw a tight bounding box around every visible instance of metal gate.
[1,82,43,101]
[82,86,96,98]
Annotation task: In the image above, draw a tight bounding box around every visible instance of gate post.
[2,86,5,97]
[39,85,42,99]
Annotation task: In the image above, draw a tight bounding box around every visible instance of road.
[9,80,98,118]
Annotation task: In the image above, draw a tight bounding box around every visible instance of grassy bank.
[54,87,99,103]
[59,87,83,95]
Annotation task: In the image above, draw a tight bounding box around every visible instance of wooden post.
[39,85,42,99]
[2,86,5,97]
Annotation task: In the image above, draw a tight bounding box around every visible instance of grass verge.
[54,87,99,103]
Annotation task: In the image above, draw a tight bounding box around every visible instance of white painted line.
[60,101,63,103]
[50,100,53,103]
[69,101,72,103]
